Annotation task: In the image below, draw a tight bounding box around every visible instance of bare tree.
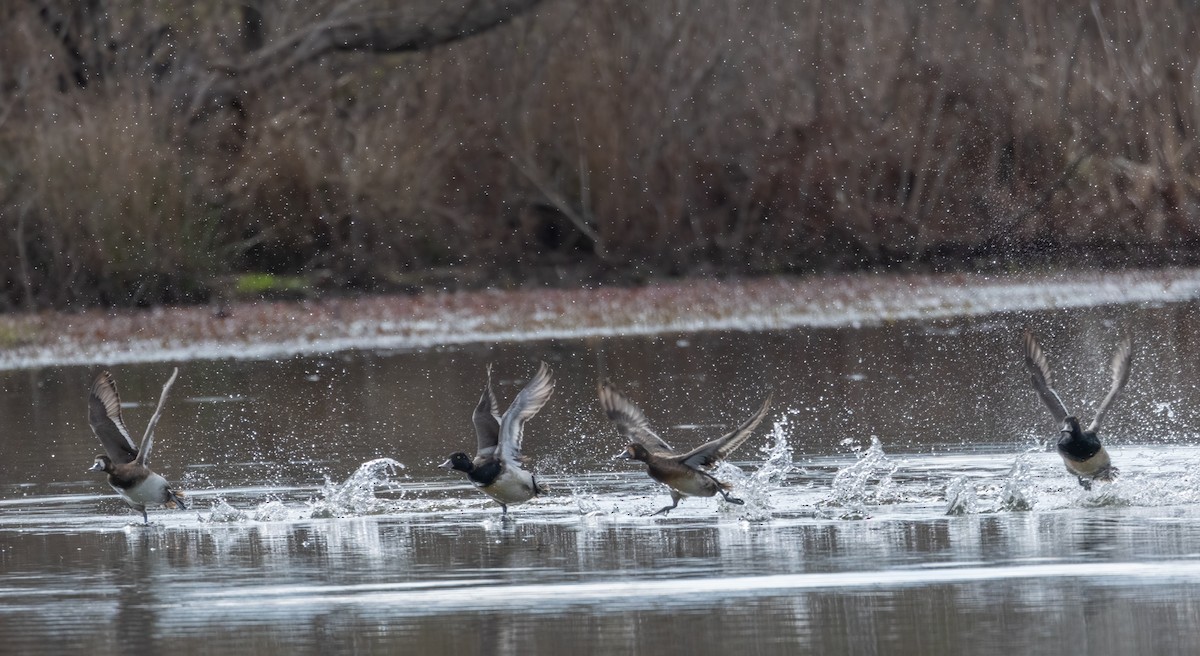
[27,0,548,112]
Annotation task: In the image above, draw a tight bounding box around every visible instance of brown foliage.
[3,0,1200,310]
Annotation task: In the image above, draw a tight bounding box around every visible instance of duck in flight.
[441,362,555,515]
[598,379,772,515]
[1021,329,1132,489]
[87,368,190,524]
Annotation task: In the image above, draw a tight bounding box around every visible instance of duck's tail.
[166,488,190,510]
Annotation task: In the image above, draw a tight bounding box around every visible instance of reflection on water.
[2,303,1200,654]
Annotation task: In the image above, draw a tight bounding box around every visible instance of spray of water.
[716,415,796,521]
[998,449,1036,511]
[200,458,408,522]
[822,436,899,519]
[309,458,407,518]
[944,476,979,515]
[253,499,291,521]
[203,498,249,522]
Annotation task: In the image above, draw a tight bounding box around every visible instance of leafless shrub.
[3,0,1200,309]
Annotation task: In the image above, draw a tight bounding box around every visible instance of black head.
[89,454,112,474]
[616,443,650,462]
[440,452,474,473]
[1059,415,1101,447]
[1058,415,1103,459]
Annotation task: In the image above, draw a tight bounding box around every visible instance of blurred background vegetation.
[2,0,1199,311]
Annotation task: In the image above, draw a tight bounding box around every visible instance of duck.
[87,368,190,524]
[598,378,772,515]
[441,362,555,514]
[1021,329,1132,490]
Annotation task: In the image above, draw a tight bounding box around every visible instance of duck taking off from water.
[87,368,189,524]
[1022,329,1132,490]
[441,362,555,515]
[598,379,772,515]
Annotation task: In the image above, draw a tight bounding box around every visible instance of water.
[3,302,1200,654]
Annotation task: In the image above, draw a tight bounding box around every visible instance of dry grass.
[3,0,1200,310]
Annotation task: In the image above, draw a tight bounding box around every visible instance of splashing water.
[308,458,407,518]
[203,498,250,523]
[717,415,796,521]
[931,445,1200,514]
[944,476,978,515]
[998,450,1036,511]
[824,436,899,518]
[253,499,291,521]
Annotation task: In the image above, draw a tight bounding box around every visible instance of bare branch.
[217,0,547,86]
[510,154,608,259]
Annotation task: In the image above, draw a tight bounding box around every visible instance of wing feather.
[497,362,555,463]
[135,367,179,466]
[1087,335,1132,433]
[88,371,139,464]
[1022,329,1070,423]
[597,379,673,454]
[679,393,773,469]
[472,363,502,458]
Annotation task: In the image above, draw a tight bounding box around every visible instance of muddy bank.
[1,269,1198,371]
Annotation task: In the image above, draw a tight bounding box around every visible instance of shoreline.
[1,268,1198,371]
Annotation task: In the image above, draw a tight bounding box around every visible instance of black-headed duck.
[1022,329,1132,489]
[441,362,555,514]
[87,368,190,524]
[598,378,772,515]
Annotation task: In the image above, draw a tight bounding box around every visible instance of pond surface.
[2,301,1200,654]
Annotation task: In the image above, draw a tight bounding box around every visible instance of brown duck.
[598,379,772,515]
[87,368,189,523]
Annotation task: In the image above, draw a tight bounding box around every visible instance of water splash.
[203,498,249,522]
[717,415,796,521]
[574,493,608,519]
[944,476,978,515]
[823,436,899,519]
[253,499,291,521]
[998,450,1036,511]
[308,458,407,518]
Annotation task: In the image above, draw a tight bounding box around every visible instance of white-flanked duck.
[441,362,555,514]
[598,378,772,515]
[87,368,189,524]
[1022,329,1132,489]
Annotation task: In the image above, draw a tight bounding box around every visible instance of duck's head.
[1060,416,1083,438]
[616,443,650,462]
[440,452,474,473]
[89,454,112,474]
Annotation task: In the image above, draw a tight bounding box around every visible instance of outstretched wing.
[88,371,139,464]
[679,392,773,469]
[472,364,502,458]
[1087,335,1133,433]
[1022,329,1070,423]
[135,367,180,466]
[597,379,673,454]
[497,361,555,463]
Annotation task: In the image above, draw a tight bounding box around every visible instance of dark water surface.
[2,303,1200,654]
